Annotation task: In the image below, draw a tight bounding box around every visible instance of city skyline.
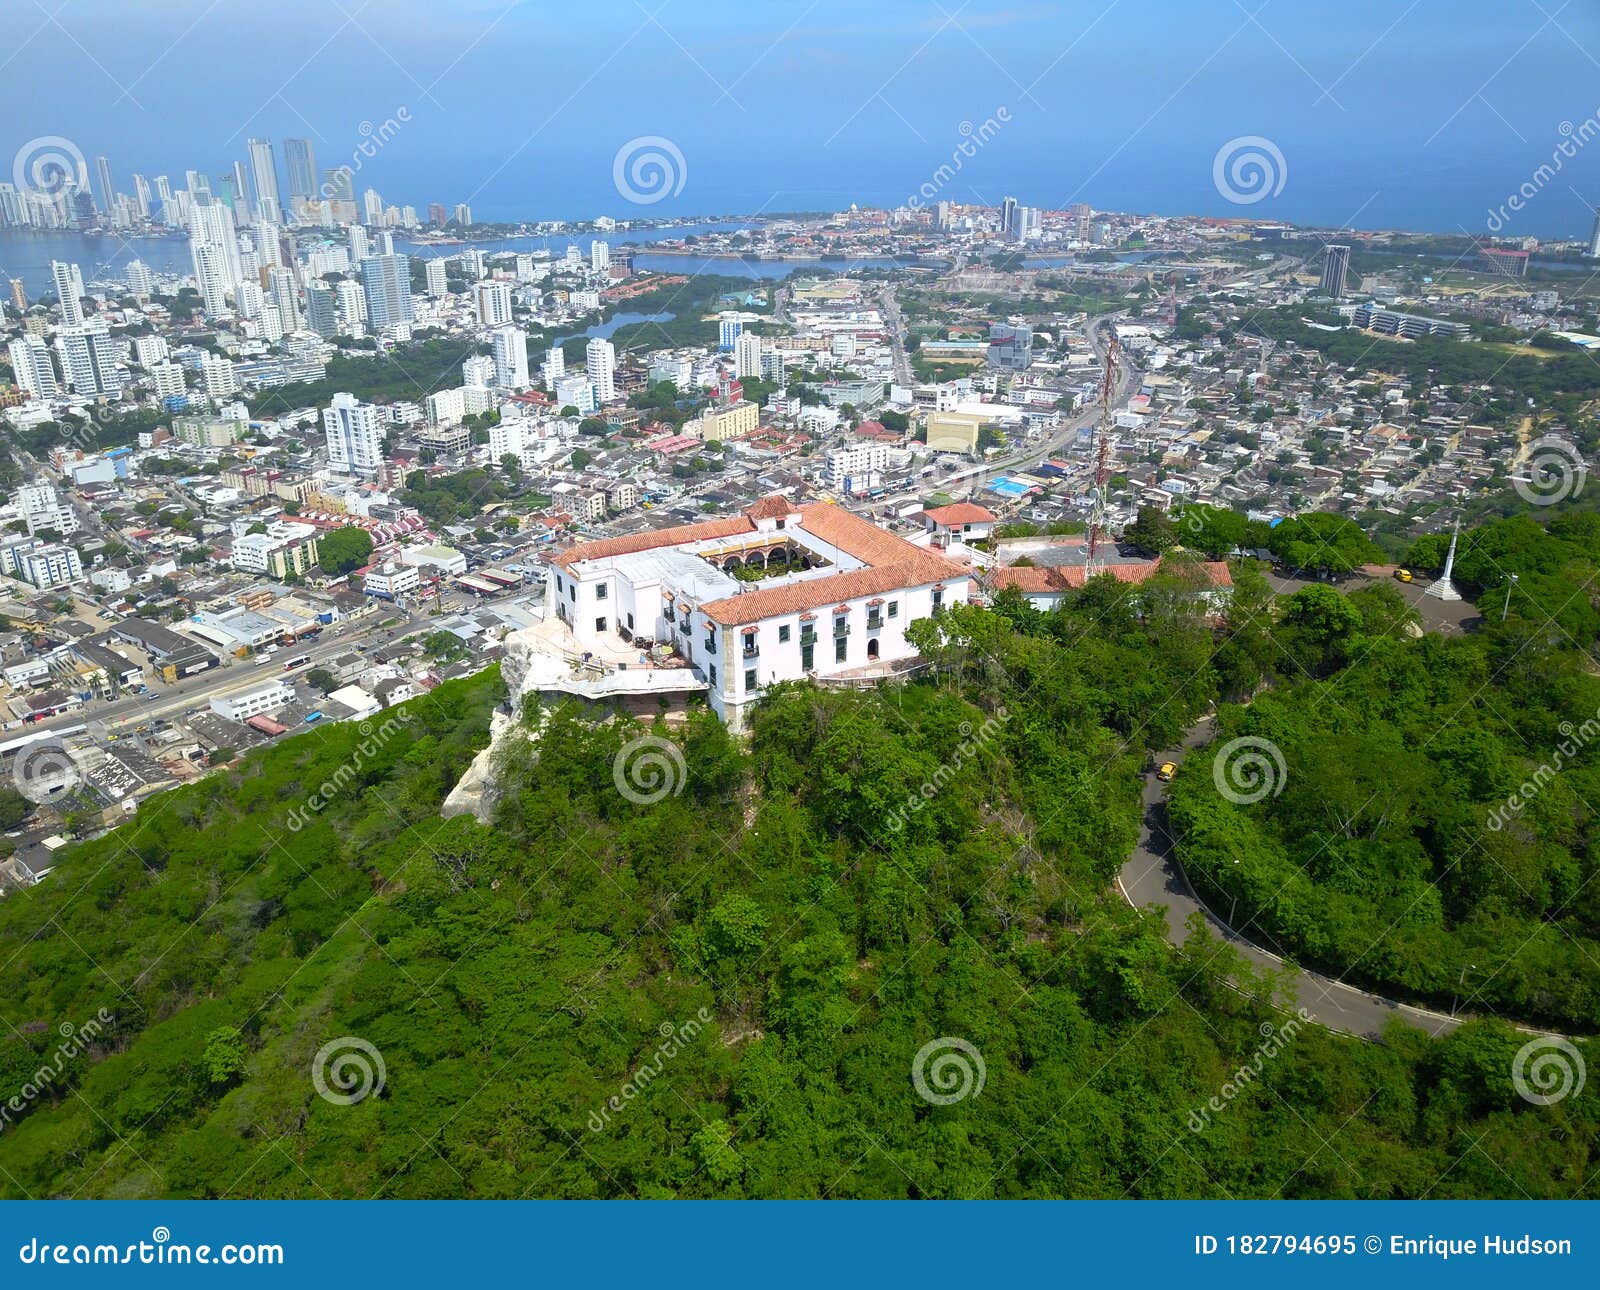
[3,1,1600,235]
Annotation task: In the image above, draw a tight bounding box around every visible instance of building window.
[568,584,576,602]
[626,613,634,630]
[932,590,943,611]
[744,668,756,691]
[888,602,899,618]
[595,583,608,600]
[709,665,717,686]
[835,637,847,663]
[595,617,607,632]
[778,624,791,643]
[742,633,757,657]
[801,643,814,670]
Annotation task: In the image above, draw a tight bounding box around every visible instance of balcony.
[799,630,817,646]
[742,642,759,659]
[833,622,850,637]
[865,614,883,631]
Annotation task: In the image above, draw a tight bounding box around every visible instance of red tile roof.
[551,515,754,567]
[923,502,997,527]
[701,554,967,626]
[744,495,796,520]
[991,557,1232,595]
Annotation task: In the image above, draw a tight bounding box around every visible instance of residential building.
[735,332,763,380]
[324,391,384,473]
[828,442,891,492]
[492,326,529,389]
[696,399,760,442]
[55,322,122,395]
[586,337,616,403]
[8,336,58,398]
[231,522,321,578]
[473,279,513,327]
[1321,244,1350,297]
[360,252,414,330]
[0,538,84,587]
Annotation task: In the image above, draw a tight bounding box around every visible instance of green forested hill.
[0,554,1596,1198]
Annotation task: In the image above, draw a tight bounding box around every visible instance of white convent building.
[539,496,970,729]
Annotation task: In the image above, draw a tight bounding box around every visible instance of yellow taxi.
[1394,568,1413,583]
[1156,761,1178,782]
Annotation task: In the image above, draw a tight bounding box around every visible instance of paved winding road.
[1116,719,1462,1040]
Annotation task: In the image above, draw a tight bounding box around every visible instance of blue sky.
[7,0,1600,235]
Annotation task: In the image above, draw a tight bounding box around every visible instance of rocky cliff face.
[441,625,548,823]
